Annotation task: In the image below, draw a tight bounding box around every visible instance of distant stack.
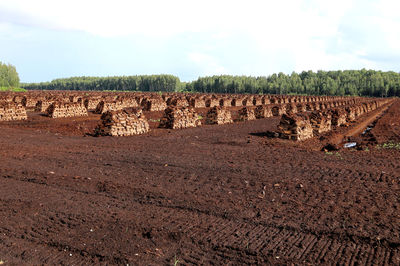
[166,97,189,108]
[219,98,231,107]
[238,107,256,121]
[95,108,150,136]
[84,98,102,110]
[0,102,27,121]
[141,97,167,111]
[46,102,88,118]
[205,97,219,108]
[330,108,347,127]
[205,106,233,125]
[254,105,273,119]
[345,106,356,122]
[159,106,201,129]
[309,111,332,134]
[286,103,298,114]
[95,101,125,114]
[272,105,286,116]
[188,97,206,108]
[35,100,53,112]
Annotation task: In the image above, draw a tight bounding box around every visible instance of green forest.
[21,75,182,92]
[0,62,20,89]
[19,70,400,97]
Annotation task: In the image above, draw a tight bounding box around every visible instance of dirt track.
[0,100,400,265]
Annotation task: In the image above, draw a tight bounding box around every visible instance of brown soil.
[0,101,400,265]
[370,100,400,143]
[325,100,395,146]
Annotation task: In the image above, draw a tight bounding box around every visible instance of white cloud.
[0,0,355,37]
[188,52,227,76]
[1,0,400,78]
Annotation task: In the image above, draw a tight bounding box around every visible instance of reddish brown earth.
[1,100,400,265]
[321,101,394,147]
[370,100,400,143]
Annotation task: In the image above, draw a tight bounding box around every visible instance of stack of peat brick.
[254,105,272,119]
[271,105,286,116]
[141,97,167,111]
[252,96,263,106]
[286,103,298,114]
[261,96,271,105]
[205,106,233,125]
[84,98,102,110]
[35,100,53,112]
[345,106,356,122]
[119,97,139,108]
[219,98,231,107]
[296,103,307,113]
[238,107,256,121]
[330,108,347,127]
[69,95,81,103]
[95,101,125,114]
[309,111,332,134]
[241,97,251,106]
[188,97,206,108]
[22,97,40,109]
[167,97,189,108]
[13,95,24,105]
[205,97,219,108]
[95,108,149,136]
[354,105,364,117]
[0,102,27,121]
[311,102,321,111]
[277,113,313,141]
[231,97,243,107]
[0,95,13,103]
[46,102,88,118]
[159,107,201,129]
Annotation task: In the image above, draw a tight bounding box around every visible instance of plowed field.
[0,100,399,265]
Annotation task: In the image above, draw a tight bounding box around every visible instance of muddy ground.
[0,100,400,265]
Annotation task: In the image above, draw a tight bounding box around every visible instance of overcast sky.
[0,0,399,83]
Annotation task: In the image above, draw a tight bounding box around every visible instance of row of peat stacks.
[96,106,234,136]
[1,90,356,111]
[276,99,390,141]
[0,91,390,127]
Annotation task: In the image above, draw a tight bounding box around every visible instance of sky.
[0,0,400,83]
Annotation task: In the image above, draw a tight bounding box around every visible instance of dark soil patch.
[0,101,399,264]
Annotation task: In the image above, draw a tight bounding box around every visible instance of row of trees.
[21,70,400,97]
[186,70,400,97]
[22,75,182,92]
[0,62,20,88]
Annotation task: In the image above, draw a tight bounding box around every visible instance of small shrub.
[377,142,400,150]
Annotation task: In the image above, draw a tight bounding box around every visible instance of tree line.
[186,70,400,97]
[0,62,20,88]
[20,70,400,97]
[21,75,182,92]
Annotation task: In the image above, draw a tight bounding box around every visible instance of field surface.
[0,100,400,265]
